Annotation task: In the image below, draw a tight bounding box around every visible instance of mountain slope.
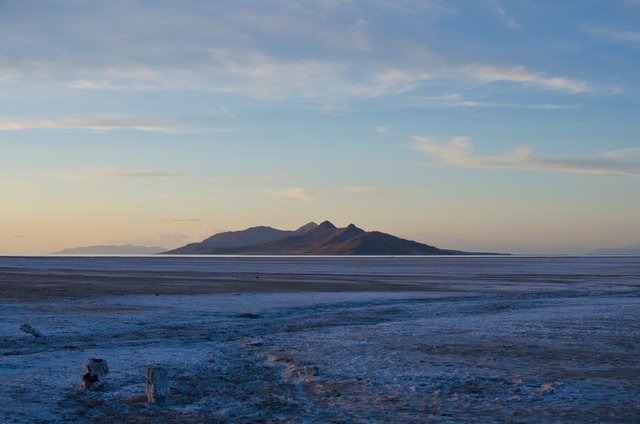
[166,220,500,255]
[167,222,318,254]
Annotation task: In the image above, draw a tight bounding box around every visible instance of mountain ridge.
[165,221,504,255]
[168,222,318,254]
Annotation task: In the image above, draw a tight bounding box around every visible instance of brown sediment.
[0,269,431,302]
[2,255,639,302]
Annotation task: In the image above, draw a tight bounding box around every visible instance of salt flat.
[1,256,639,422]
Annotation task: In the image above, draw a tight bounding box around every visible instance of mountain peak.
[295,222,318,234]
[342,223,365,236]
[317,220,337,230]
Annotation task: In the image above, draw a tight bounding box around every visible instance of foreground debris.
[83,358,109,390]
[146,367,171,403]
[19,323,43,338]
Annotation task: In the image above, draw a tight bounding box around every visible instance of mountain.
[168,222,318,254]
[54,244,168,255]
[165,220,501,255]
[589,244,640,256]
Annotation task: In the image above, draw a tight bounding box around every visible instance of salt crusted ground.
[1,257,639,422]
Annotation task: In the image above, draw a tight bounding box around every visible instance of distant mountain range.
[589,245,640,256]
[54,244,168,255]
[166,220,502,255]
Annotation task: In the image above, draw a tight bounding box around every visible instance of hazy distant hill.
[54,245,168,255]
[166,220,501,255]
[589,245,640,256]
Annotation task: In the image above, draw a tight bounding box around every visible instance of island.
[166,220,503,255]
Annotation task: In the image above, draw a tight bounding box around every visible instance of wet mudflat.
[1,256,639,422]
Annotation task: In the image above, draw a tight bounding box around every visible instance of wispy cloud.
[0,117,178,132]
[489,0,520,29]
[401,93,583,109]
[343,186,380,193]
[59,48,607,100]
[412,136,640,178]
[166,218,201,222]
[586,25,640,45]
[359,0,451,15]
[0,116,237,133]
[604,147,640,159]
[208,106,237,119]
[0,67,20,83]
[205,48,433,100]
[51,42,607,102]
[460,65,598,94]
[85,170,183,178]
[0,0,617,107]
[284,188,318,201]
[50,168,184,181]
[375,126,390,134]
[230,11,374,52]
[67,80,124,90]
[526,103,583,110]
[260,174,288,181]
[269,188,318,201]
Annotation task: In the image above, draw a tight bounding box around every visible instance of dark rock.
[83,358,109,390]
[146,367,170,403]
[19,323,43,338]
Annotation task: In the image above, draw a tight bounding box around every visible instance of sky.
[1,0,640,255]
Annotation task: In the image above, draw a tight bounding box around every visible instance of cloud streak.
[269,188,318,201]
[400,93,583,109]
[0,1,609,102]
[460,65,597,94]
[260,174,288,181]
[0,116,237,133]
[65,54,599,100]
[0,117,179,132]
[343,186,380,193]
[0,67,20,83]
[489,0,520,29]
[50,169,183,181]
[412,136,640,178]
[586,25,640,45]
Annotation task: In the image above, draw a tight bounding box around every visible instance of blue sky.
[1,0,639,254]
